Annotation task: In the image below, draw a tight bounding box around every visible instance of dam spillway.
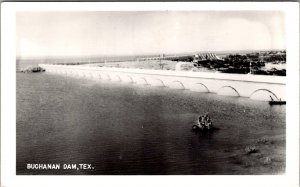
[39,64,286,101]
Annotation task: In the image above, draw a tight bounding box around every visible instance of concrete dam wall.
[39,64,286,101]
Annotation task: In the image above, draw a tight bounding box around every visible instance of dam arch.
[121,75,134,83]
[150,79,165,87]
[111,74,121,82]
[134,77,149,85]
[250,89,279,101]
[90,72,99,79]
[81,71,87,78]
[217,86,240,97]
[102,73,111,80]
[89,72,94,79]
[73,70,77,76]
[169,81,185,90]
[190,83,210,93]
[75,71,80,77]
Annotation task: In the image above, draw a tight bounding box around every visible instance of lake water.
[16,72,285,175]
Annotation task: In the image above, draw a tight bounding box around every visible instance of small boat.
[192,122,216,132]
[193,114,217,132]
[269,100,286,105]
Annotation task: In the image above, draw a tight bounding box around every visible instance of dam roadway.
[39,64,286,101]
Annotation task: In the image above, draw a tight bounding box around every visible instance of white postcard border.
[1,2,299,187]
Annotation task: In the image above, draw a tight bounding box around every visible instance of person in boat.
[204,113,212,129]
[197,116,205,129]
[204,113,210,122]
[269,96,274,101]
[206,118,212,129]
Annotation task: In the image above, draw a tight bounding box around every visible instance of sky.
[16,11,285,57]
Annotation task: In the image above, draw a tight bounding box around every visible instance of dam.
[39,64,286,101]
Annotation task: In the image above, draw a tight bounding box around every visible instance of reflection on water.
[16,73,285,175]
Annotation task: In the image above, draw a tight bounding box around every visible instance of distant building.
[137,53,222,62]
[194,53,222,61]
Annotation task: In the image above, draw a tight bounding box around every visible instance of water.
[16,73,285,175]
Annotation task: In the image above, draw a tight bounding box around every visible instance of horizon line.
[16,48,286,59]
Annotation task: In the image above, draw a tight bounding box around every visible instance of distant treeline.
[167,56,194,62]
[190,51,286,76]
